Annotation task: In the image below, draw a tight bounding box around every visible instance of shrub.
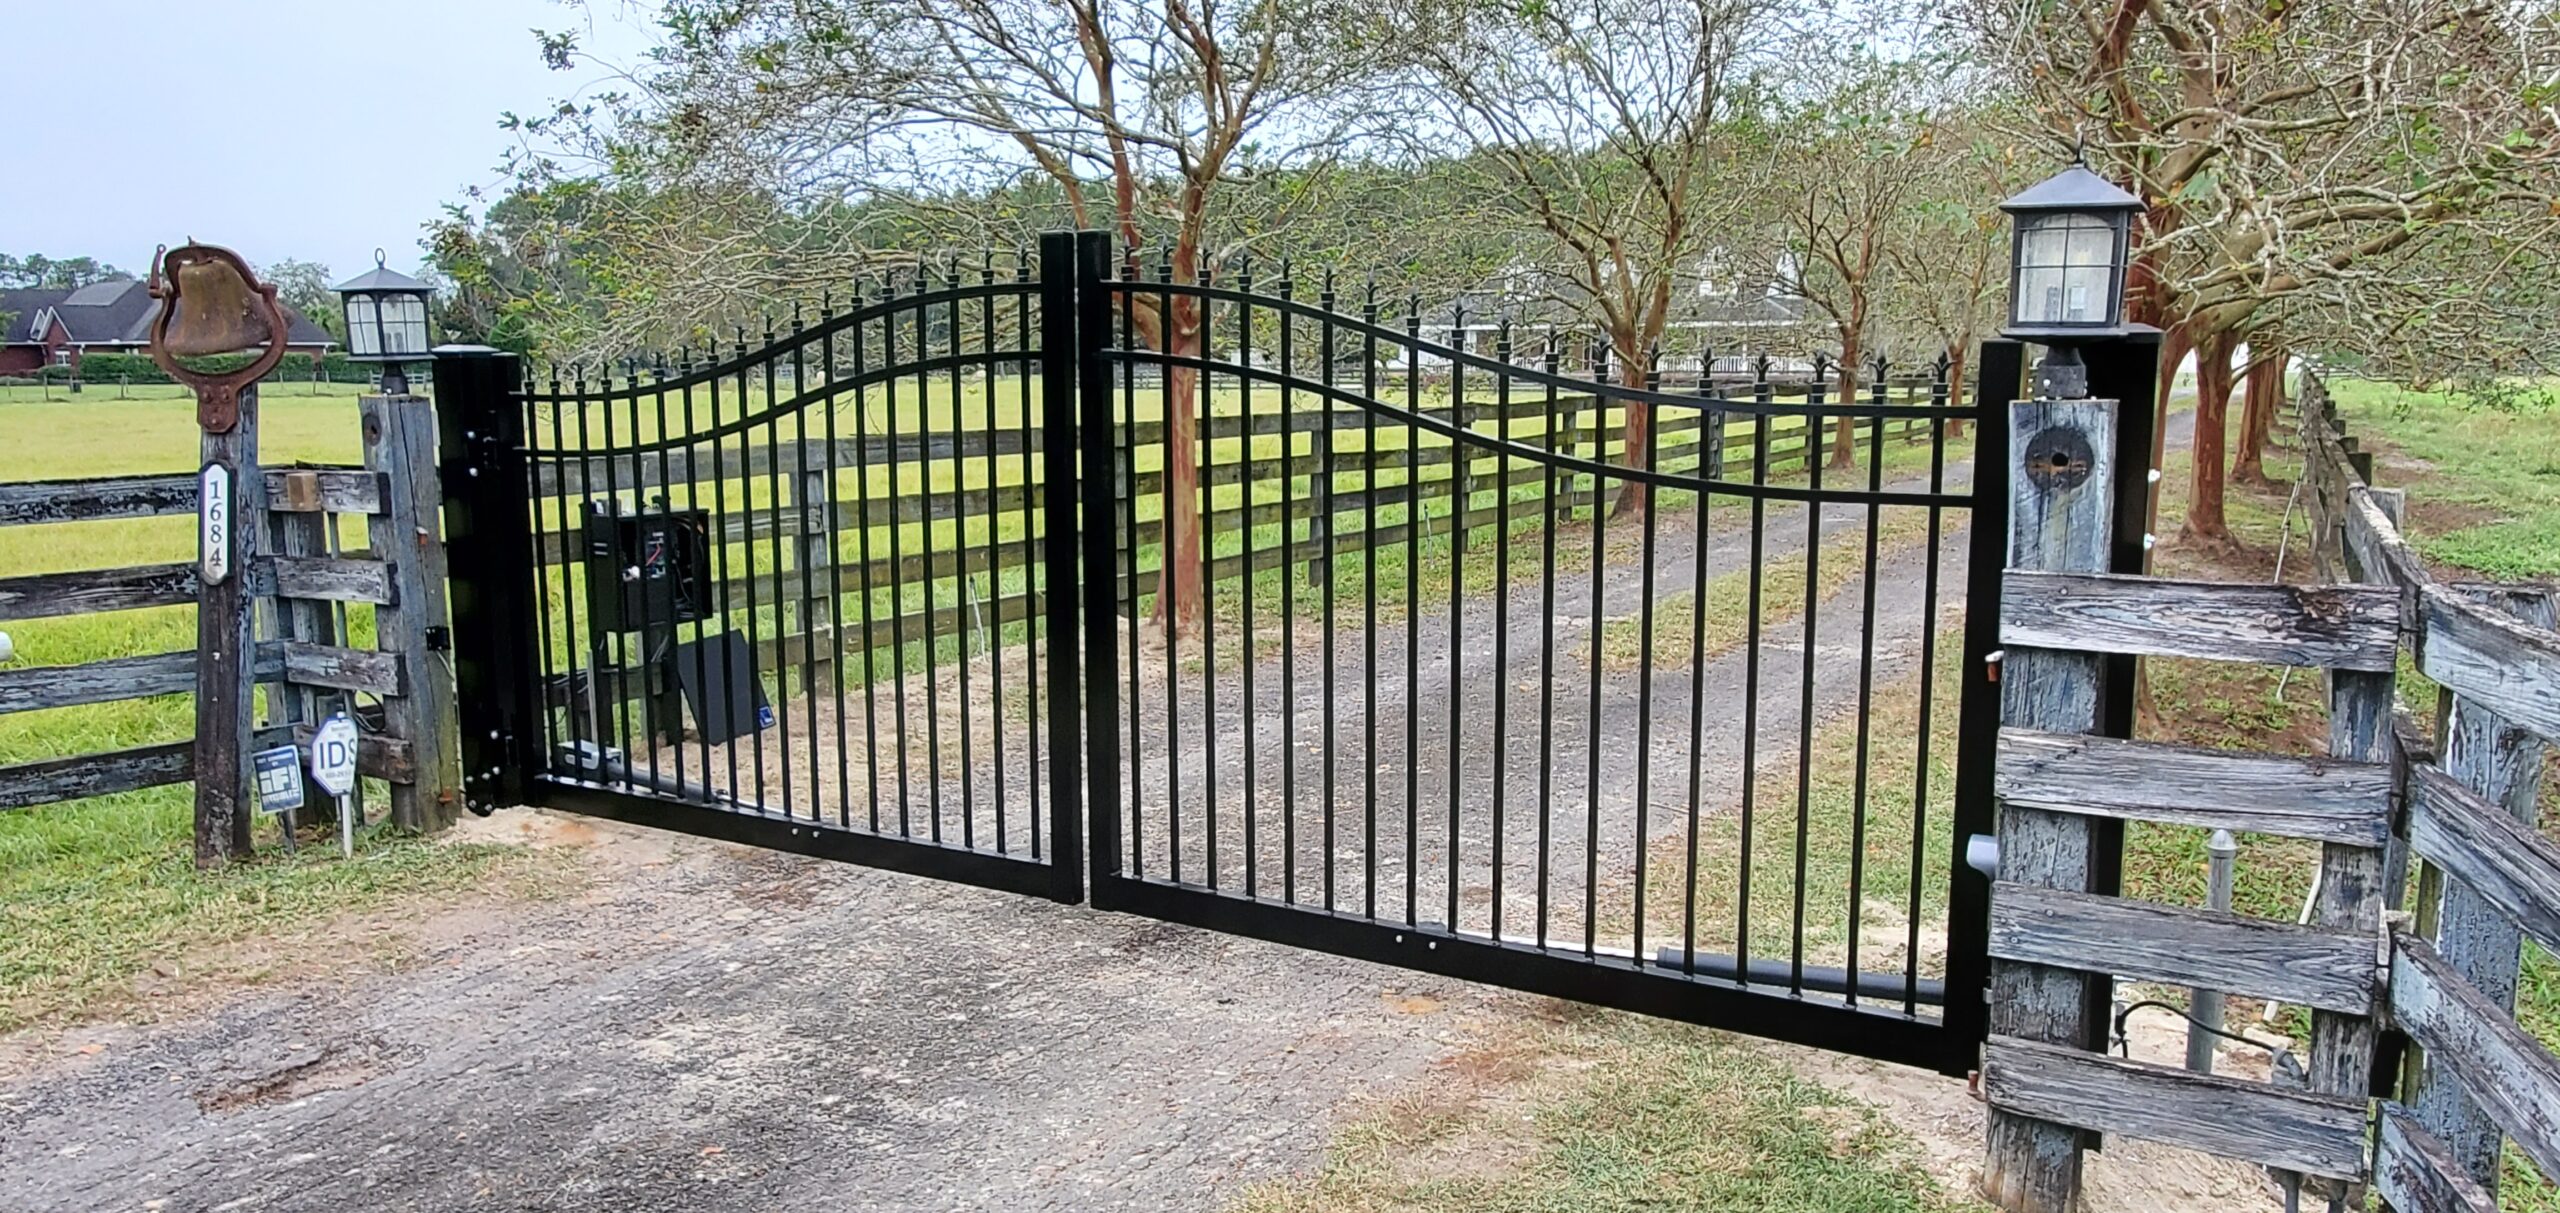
[63,350,374,385]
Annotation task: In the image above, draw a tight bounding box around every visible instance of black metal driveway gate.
[440,231,2004,1075]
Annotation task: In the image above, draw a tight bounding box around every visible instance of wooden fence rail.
[0,390,461,843]
[2297,370,2560,1211]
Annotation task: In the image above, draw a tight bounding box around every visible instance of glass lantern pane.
[2062,218,2115,267]
[2015,267,2068,324]
[346,296,379,356]
[2018,215,2072,268]
[2063,265,2112,322]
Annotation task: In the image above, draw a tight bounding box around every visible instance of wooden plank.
[1994,727,2390,846]
[0,741,193,811]
[280,642,406,696]
[195,387,265,863]
[365,394,462,829]
[1983,396,2117,1213]
[1981,1034,2370,1180]
[0,473,197,526]
[2406,763,2560,969]
[267,556,394,605]
[259,467,385,514]
[2419,583,2560,742]
[2412,586,2555,1188]
[2001,571,2399,671]
[2344,484,2426,595]
[2377,1103,2499,1213]
[2391,933,2560,1181]
[1987,882,2374,1014]
[0,563,196,622]
[0,651,197,715]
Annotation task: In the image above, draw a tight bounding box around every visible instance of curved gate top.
[437,230,2003,1075]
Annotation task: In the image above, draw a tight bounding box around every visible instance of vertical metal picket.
[1073,230,1125,909]
[1038,231,1088,904]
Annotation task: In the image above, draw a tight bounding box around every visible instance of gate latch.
[1984,649,2004,684]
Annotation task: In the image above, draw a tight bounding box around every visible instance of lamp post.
[1999,158,2147,399]
[334,249,435,395]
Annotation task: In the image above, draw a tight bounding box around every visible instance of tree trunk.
[1609,346,1653,518]
[1946,343,1969,440]
[1151,292,1206,635]
[1829,337,1860,470]
[2180,326,2239,552]
[2233,348,2284,486]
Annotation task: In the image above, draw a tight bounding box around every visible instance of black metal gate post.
[1071,230,1125,906]
[1942,337,2028,1074]
[1035,231,1090,904]
[435,346,546,813]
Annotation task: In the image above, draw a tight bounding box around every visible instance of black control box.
[582,502,713,633]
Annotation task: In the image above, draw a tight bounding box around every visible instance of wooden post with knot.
[1979,394,2117,1212]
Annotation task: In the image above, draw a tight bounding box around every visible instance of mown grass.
[2323,377,2560,579]
[1232,1005,1976,1213]
[0,391,581,1031]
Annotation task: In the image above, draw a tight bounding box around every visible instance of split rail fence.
[0,390,462,849]
[1975,372,2560,1212]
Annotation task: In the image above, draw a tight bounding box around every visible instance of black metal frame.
[446,231,2011,1074]
[1074,245,2000,1075]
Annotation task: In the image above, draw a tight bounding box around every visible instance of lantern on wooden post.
[335,250,435,395]
[1999,159,2144,400]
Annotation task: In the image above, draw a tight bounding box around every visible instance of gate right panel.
[1079,246,1999,1074]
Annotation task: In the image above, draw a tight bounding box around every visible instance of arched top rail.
[519,280,1039,405]
[1117,349,1968,508]
[1105,276,1974,422]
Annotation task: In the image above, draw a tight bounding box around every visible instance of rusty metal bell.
[162,256,274,357]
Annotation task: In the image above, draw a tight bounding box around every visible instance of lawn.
[0,387,566,1032]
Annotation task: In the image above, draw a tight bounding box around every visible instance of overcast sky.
[0,0,655,285]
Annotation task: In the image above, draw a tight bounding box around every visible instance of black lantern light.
[334,249,434,395]
[1999,158,2146,398]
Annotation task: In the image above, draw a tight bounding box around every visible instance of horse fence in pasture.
[0,390,461,857]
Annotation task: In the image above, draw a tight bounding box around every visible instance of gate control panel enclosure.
[582,502,714,633]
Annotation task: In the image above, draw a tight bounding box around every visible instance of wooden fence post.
[364,392,462,831]
[194,385,262,865]
[2410,585,2557,1192]
[1981,395,2118,1213]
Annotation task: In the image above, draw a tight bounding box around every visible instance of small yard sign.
[309,714,360,798]
[252,746,303,816]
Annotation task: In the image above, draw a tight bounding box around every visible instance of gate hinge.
[1984,649,2004,683]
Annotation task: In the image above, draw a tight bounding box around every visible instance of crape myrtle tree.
[501,0,1381,635]
[1974,0,2560,552]
[1380,0,1784,518]
[1757,53,1954,468]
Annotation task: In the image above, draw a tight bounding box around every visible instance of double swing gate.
[440,231,2004,1074]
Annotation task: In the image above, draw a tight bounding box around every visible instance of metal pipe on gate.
[1650,948,1947,1006]
[2186,829,2238,1072]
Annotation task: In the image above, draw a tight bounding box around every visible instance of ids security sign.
[310,714,360,798]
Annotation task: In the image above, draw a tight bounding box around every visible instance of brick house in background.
[0,279,334,375]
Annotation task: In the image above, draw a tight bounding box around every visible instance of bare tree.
[520,0,1374,632]
[1762,56,1948,467]
[1382,0,1780,516]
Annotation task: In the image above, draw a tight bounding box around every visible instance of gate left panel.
[501,254,1078,901]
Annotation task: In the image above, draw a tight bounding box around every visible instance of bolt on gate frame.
[439,231,2009,1074]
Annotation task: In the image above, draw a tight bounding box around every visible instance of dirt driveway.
[0,815,1519,1212]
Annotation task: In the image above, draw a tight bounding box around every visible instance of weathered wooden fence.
[1976,372,2560,1212]
[0,389,461,852]
[2299,371,2560,1211]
